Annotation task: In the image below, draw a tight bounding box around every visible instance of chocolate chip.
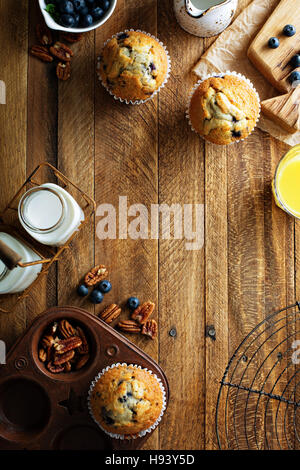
[118,395,127,403]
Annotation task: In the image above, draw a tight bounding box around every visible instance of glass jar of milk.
[18,183,85,246]
[0,232,42,294]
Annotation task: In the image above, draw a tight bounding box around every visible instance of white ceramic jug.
[174,0,238,37]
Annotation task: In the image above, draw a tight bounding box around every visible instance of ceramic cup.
[174,0,238,37]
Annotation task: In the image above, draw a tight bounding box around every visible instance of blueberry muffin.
[188,74,260,145]
[98,31,169,102]
[89,364,164,437]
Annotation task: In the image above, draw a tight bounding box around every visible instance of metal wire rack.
[216,302,300,450]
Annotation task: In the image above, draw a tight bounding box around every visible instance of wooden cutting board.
[248,0,300,94]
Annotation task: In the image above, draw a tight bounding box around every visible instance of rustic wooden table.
[0,0,297,450]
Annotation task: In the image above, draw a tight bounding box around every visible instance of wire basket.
[216,302,300,450]
[0,162,96,314]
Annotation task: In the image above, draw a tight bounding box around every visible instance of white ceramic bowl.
[38,0,117,33]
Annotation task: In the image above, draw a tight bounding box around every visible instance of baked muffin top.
[89,364,164,436]
[98,31,169,102]
[188,74,260,145]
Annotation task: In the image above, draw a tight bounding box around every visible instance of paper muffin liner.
[87,362,167,440]
[186,71,261,145]
[96,29,171,105]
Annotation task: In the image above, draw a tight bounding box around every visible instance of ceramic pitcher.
[174,0,238,37]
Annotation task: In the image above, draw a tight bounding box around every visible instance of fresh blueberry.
[60,14,76,27]
[127,297,140,310]
[290,54,300,68]
[232,130,241,138]
[98,280,112,294]
[86,0,95,4]
[73,0,86,11]
[90,289,104,304]
[283,24,296,37]
[100,0,110,11]
[77,284,89,297]
[91,6,104,20]
[118,33,129,40]
[59,0,74,14]
[268,37,280,49]
[73,13,80,26]
[289,71,300,84]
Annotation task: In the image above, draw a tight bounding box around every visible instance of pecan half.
[59,319,76,339]
[99,304,121,324]
[38,348,47,362]
[141,319,158,340]
[47,322,58,336]
[41,335,55,349]
[50,42,73,62]
[117,320,141,333]
[54,336,82,354]
[76,326,89,355]
[61,32,83,43]
[84,265,108,286]
[131,301,155,325]
[64,361,72,373]
[36,23,53,46]
[47,361,65,374]
[75,354,90,370]
[56,62,71,81]
[30,45,53,63]
[54,349,75,365]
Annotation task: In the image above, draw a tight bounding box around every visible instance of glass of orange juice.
[273,144,300,219]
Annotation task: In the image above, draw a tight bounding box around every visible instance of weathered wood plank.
[204,142,228,449]
[57,28,95,313]
[26,1,58,326]
[158,1,206,450]
[95,0,159,450]
[0,0,28,348]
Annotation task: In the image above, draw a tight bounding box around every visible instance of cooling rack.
[216,302,300,450]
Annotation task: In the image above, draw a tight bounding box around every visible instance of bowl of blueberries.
[39,0,117,32]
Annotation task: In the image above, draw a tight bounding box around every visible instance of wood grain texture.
[261,88,300,134]
[248,0,300,93]
[94,0,159,450]
[0,0,300,450]
[57,26,95,312]
[26,1,58,327]
[158,1,205,450]
[0,0,28,348]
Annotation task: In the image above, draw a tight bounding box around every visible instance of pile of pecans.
[38,319,90,374]
[30,23,84,81]
[99,301,158,340]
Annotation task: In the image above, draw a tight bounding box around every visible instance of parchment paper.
[193,0,300,146]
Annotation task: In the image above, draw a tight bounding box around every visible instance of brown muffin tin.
[0,306,169,450]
